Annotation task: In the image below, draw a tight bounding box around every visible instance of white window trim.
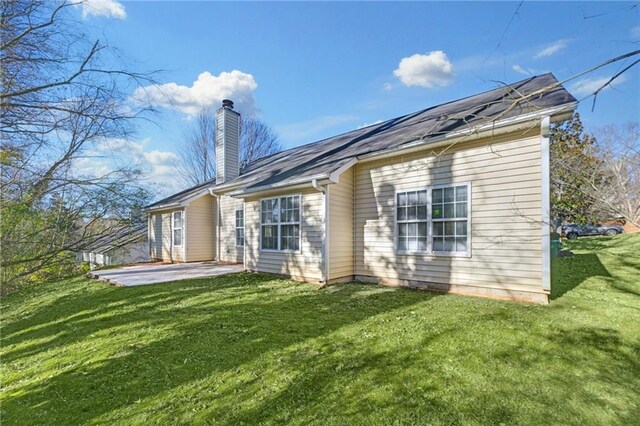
[235,207,245,248]
[259,193,302,253]
[172,210,183,247]
[394,182,472,258]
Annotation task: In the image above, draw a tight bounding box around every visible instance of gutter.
[312,179,329,285]
[227,174,332,197]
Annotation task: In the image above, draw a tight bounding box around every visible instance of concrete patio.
[89,262,244,287]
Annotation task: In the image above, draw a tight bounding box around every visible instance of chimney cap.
[222,99,234,109]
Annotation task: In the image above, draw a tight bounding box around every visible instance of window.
[396,183,470,255]
[432,185,468,253]
[172,211,183,246]
[235,208,244,247]
[396,190,428,252]
[261,195,301,251]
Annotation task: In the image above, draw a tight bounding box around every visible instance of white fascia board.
[328,158,358,183]
[226,174,331,197]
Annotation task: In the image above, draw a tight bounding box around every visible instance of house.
[144,74,577,303]
[78,223,150,269]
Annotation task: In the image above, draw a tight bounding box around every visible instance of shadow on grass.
[1,273,431,425]
[551,253,611,300]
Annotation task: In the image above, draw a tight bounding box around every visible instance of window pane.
[433,222,444,236]
[271,199,279,223]
[456,222,467,236]
[417,205,427,220]
[444,203,455,218]
[398,193,407,206]
[173,212,182,228]
[398,223,407,237]
[432,204,443,219]
[418,190,428,204]
[398,207,407,221]
[417,237,427,251]
[407,222,417,237]
[418,222,427,237]
[444,237,455,251]
[445,221,455,236]
[444,187,455,202]
[262,225,278,249]
[408,191,418,206]
[407,237,418,251]
[173,229,182,246]
[456,202,467,218]
[407,206,417,220]
[456,237,468,252]
[236,228,245,246]
[456,185,468,201]
[281,225,300,251]
[432,189,443,203]
[433,237,444,251]
[398,237,407,251]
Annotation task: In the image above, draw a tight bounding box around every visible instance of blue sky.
[77,1,640,197]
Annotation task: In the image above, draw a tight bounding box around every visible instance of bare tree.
[589,123,640,227]
[176,112,282,186]
[1,0,155,289]
[240,116,282,169]
[176,108,216,187]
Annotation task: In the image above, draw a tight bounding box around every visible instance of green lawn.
[2,235,639,425]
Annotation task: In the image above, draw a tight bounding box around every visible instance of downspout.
[209,189,221,262]
[147,213,152,260]
[540,116,551,294]
[312,179,328,285]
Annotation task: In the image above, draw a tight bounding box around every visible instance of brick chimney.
[215,99,240,184]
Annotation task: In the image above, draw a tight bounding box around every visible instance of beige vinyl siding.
[245,188,323,282]
[149,208,185,262]
[218,195,244,263]
[185,194,216,261]
[354,129,545,294]
[328,167,354,280]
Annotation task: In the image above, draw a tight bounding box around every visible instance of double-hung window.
[396,183,470,256]
[261,195,301,251]
[235,208,244,247]
[397,190,428,252]
[172,211,183,246]
[432,185,469,253]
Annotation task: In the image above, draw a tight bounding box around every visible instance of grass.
[1,235,639,425]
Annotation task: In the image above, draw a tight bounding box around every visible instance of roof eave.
[356,102,577,163]
[227,174,333,198]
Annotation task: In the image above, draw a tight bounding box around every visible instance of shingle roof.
[146,73,575,209]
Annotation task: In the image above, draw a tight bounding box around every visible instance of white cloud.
[393,51,454,88]
[534,40,568,59]
[632,26,640,37]
[277,115,356,146]
[77,138,182,197]
[382,82,393,91]
[358,120,383,129]
[131,70,258,116]
[570,74,628,97]
[77,0,126,19]
[512,65,532,76]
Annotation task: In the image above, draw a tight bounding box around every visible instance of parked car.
[561,223,624,239]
